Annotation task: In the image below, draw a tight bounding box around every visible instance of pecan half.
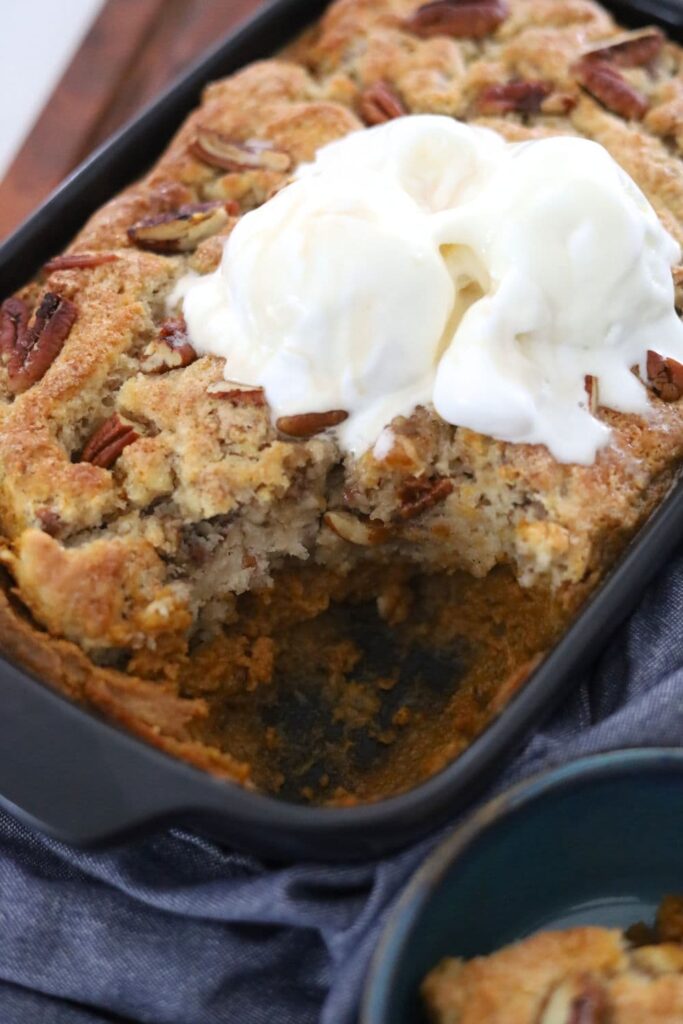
[537,974,609,1024]
[128,201,236,253]
[405,0,508,39]
[141,316,197,374]
[358,81,408,125]
[398,476,453,520]
[0,292,77,394]
[191,128,292,173]
[206,381,266,405]
[81,414,139,468]
[276,410,348,437]
[584,374,600,414]
[43,252,119,273]
[583,28,664,68]
[647,350,683,401]
[574,59,648,120]
[475,80,552,115]
[324,510,389,546]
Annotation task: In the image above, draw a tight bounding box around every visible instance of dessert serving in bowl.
[361,749,683,1023]
[1,0,683,856]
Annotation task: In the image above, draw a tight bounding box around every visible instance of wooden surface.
[0,0,263,240]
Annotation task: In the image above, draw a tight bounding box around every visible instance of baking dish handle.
[0,659,239,847]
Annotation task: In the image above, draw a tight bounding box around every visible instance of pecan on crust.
[43,252,119,273]
[405,0,509,40]
[358,81,408,125]
[475,80,552,115]
[128,201,237,253]
[35,508,63,537]
[324,510,389,546]
[0,292,77,394]
[206,381,267,405]
[573,58,648,120]
[584,374,600,414]
[647,350,683,402]
[583,28,664,68]
[190,128,292,173]
[141,316,197,374]
[398,476,453,520]
[276,410,348,436]
[80,414,140,468]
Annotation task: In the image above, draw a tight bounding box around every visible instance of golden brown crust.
[422,926,683,1023]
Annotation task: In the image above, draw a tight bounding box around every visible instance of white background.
[0,0,105,181]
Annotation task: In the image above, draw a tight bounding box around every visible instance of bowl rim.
[360,746,683,1024]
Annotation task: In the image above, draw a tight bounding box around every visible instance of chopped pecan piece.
[583,27,664,68]
[36,508,62,537]
[0,292,77,394]
[574,59,648,120]
[141,316,197,373]
[358,81,408,125]
[405,0,508,39]
[81,414,139,468]
[276,410,348,437]
[647,350,683,401]
[398,476,453,520]
[475,80,552,115]
[43,252,119,273]
[206,381,266,405]
[584,374,600,414]
[128,201,236,253]
[324,510,389,546]
[191,128,292,173]
[537,974,609,1024]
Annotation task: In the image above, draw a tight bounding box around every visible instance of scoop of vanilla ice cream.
[181,115,683,464]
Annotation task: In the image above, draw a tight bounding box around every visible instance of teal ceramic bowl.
[362,748,683,1024]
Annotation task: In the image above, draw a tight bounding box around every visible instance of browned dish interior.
[1,556,580,804]
[179,565,577,804]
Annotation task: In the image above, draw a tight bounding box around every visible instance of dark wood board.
[0,0,263,240]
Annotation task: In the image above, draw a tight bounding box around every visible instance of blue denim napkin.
[1,548,682,1024]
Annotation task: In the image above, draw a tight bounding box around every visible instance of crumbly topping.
[0,0,682,669]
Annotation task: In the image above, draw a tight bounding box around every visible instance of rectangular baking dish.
[0,0,682,863]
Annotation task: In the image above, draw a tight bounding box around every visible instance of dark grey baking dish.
[0,0,682,863]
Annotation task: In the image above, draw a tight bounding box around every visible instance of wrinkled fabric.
[1,550,682,1024]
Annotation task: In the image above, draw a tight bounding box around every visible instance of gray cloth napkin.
[1,548,682,1024]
